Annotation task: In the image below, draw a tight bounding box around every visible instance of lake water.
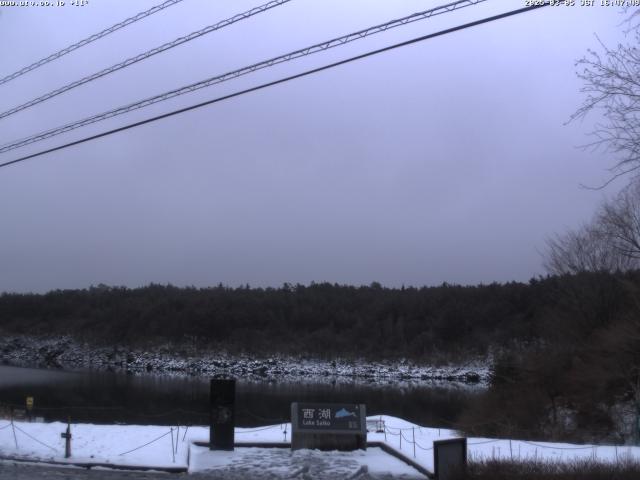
[0,365,480,428]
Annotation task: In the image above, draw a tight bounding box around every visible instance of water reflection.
[0,366,481,427]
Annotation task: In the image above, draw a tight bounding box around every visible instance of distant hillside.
[3,272,640,442]
[0,272,636,361]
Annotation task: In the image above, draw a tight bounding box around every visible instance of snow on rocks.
[0,335,489,386]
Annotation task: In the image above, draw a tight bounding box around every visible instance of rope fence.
[0,410,191,464]
[118,429,173,457]
[235,425,280,434]
[2,401,623,441]
[522,440,600,451]
[386,425,434,457]
[2,406,637,468]
[468,439,500,445]
[380,425,620,461]
[12,422,57,452]
[414,442,433,452]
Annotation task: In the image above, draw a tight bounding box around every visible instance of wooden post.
[61,418,71,458]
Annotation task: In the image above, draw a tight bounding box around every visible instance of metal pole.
[175,426,179,454]
[10,416,18,449]
[170,428,175,463]
[412,427,416,458]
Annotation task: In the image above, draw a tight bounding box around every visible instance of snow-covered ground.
[189,446,422,478]
[0,335,489,385]
[1,416,638,477]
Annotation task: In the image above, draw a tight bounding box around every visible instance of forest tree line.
[0,271,636,363]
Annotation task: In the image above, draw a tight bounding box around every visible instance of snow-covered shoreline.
[0,335,490,385]
[1,416,639,477]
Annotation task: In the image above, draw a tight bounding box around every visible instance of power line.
[0,3,550,170]
[0,0,186,86]
[0,0,292,121]
[0,0,487,154]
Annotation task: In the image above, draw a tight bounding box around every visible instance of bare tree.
[544,222,631,275]
[597,180,640,259]
[572,13,640,184]
[545,181,640,275]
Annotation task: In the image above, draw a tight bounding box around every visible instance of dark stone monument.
[434,438,467,480]
[210,379,235,450]
[291,402,366,451]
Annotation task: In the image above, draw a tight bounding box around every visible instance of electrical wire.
[0,0,488,154]
[0,0,292,121]
[0,3,550,170]
[0,0,186,86]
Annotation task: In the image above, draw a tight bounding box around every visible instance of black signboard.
[434,438,467,480]
[210,379,235,451]
[295,403,362,431]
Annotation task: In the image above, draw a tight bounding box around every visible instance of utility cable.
[0,3,550,170]
[0,0,487,153]
[0,0,292,121]
[0,0,186,86]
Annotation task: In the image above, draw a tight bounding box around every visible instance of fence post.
[412,427,416,458]
[64,418,72,458]
[399,429,402,450]
[175,426,179,455]
[170,428,175,463]
[10,414,18,449]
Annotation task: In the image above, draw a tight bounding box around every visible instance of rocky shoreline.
[0,335,489,385]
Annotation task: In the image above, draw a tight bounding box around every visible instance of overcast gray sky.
[0,0,631,293]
